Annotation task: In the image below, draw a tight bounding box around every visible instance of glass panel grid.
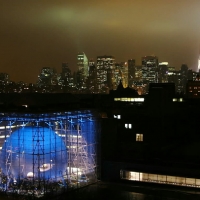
[0,111,98,197]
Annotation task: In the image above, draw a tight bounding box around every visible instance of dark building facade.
[86,60,97,93]
[100,82,200,188]
[186,79,200,98]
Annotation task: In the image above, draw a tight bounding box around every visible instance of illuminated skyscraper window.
[136,133,143,141]
[77,52,88,88]
[125,124,132,129]
[114,115,121,119]
[96,55,115,92]
[142,56,158,84]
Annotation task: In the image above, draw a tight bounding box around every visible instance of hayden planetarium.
[0,110,98,197]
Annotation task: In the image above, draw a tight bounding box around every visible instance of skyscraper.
[37,67,55,86]
[87,60,97,92]
[158,62,168,83]
[119,62,128,88]
[60,63,73,87]
[128,59,136,87]
[96,55,115,92]
[113,63,123,90]
[198,46,200,72]
[77,52,88,88]
[181,64,188,93]
[142,56,158,84]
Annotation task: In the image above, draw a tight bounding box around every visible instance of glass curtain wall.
[0,110,98,198]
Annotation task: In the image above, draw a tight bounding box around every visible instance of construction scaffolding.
[0,110,98,198]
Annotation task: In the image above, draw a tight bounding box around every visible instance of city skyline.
[0,0,200,83]
[0,53,195,86]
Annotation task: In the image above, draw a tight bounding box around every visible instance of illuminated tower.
[37,67,56,86]
[114,63,123,90]
[158,62,168,83]
[142,56,158,83]
[198,50,200,72]
[128,59,136,87]
[96,55,115,92]
[77,52,88,88]
[116,62,128,88]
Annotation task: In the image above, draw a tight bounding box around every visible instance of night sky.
[0,0,200,83]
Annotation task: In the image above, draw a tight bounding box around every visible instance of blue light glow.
[1,127,67,180]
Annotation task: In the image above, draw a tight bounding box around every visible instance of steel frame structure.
[0,110,98,198]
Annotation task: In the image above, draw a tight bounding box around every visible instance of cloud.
[0,0,200,82]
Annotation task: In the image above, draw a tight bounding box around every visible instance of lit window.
[120,170,200,188]
[136,133,143,141]
[22,105,28,108]
[121,98,128,101]
[135,98,145,102]
[125,124,132,129]
[114,115,121,119]
[130,172,140,181]
[114,97,145,102]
